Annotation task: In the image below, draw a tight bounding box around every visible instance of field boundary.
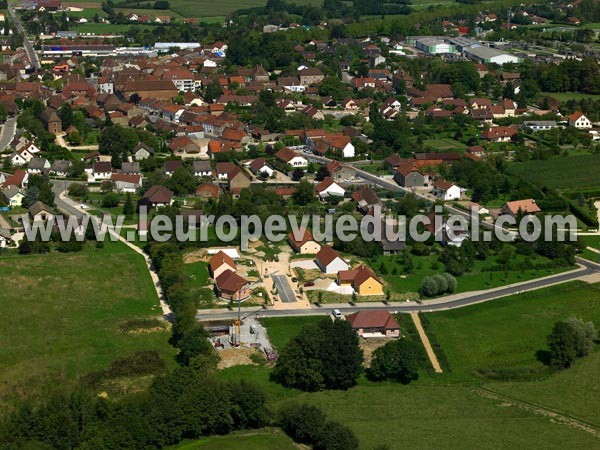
[473,386,600,437]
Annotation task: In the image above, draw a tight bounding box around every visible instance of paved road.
[8,6,41,70]
[197,259,600,321]
[306,153,516,240]
[0,117,17,151]
[271,274,296,303]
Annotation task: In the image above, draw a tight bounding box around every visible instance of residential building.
[141,185,174,208]
[315,177,345,199]
[215,270,250,301]
[345,311,400,338]
[433,180,461,201]
[315,246,349,274]
[275,147,308,167]
[209,250,236,278]
[288,228,321,254]
[502,199,541,217]
[569,112,592,129]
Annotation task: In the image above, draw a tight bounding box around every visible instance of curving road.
[196,258,600,321]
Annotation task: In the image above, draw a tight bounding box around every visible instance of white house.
[275,147,308,168]
[569,112,592,129]
[248,158,274,177]
[193,161,212,178]
[27,157,50,175]
[1,186,24,207]
[111,173,142,193]
[315,246,349,274]
[10,148,35,166]
[316,177,345,199]
[433,180,461,201]
[91,161,112,181]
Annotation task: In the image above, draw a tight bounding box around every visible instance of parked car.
[304,281,315,287]
[291,277,298,282]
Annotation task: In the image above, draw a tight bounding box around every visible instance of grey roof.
[51,160,72,172]
[2,185,22,199]
[193,160,212,172]
[0,228,11,240]
[381,237,407,251]
[121,162,141,174]
[464,45,511,60]
[28,157,49,170]
[28,201,55,217]
[522,121,557,127]
[133,142,154,154]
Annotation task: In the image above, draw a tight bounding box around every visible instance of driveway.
[290,260,318,270]
[272,274,296,303]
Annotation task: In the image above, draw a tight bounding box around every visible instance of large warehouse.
[464,46,521,65]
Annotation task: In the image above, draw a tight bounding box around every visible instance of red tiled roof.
[345,311,399,330]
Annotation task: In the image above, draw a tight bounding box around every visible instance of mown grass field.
[508,153,600,192]
[171,429,296,449]
[423,281,600,382]
[423,137,466,151]
[260,316,322,350]
[219,285,600,449]
[0,241,174,409]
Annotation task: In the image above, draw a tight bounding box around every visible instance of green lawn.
[423,281,600,382]
[508,153,600,192]
[0,242,174,408]
[73,23,143,34]
[184,260,210,288]
[370,251,569,296]
[581,235,600,251]
[171,429,296,450]
[423,137,466,151]
[260,316,322,350]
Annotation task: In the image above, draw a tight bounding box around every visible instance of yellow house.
[337,265,384,296]
[352,265,383,296]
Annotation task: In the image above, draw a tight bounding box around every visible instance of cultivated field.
[508,153,600,192]
[0,242,174,409]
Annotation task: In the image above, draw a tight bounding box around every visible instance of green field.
[508,153,600,192]
[541,91,600,102]
[73,23,137,34]
[217,289,600,449]
[370,252,569,296]
[423,281,600,382]
[0,242,174,408]
[171,429,296,449]
[423,137,466,151]
[167,0,320,17]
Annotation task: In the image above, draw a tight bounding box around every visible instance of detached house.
[433,180,461,201]
[28,201,55,222]
[27,157,50,174]
[215,270,250,301]
[481,126,517,142]
[209,250,237,278]
[288,228,321,254]
[315,246,349,274]
[394,161,425,189]
[345,311,400,338]
[193,160,213,178]
[1,186,24,207]
[249,158,274,177]
[352,187,381,215]
[91,161,112,181]
[569,112,592,129]
[51,160,72,177]
[337,265,384,296]
[502,199,541,217]
[275,147,308,168]
[141,185,174,208]
[315,177,345,199]
[111,173,142,193]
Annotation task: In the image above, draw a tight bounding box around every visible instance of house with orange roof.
[315,177,345,199]
[502,199,541,217]
[209,250,236,278]
[569,112,591,129]
[337,265,384,296]
[345,310,400,337]
[288,228,321,254]
[215,270,250,301]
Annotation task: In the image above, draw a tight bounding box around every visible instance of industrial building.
[463,46,521,65]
